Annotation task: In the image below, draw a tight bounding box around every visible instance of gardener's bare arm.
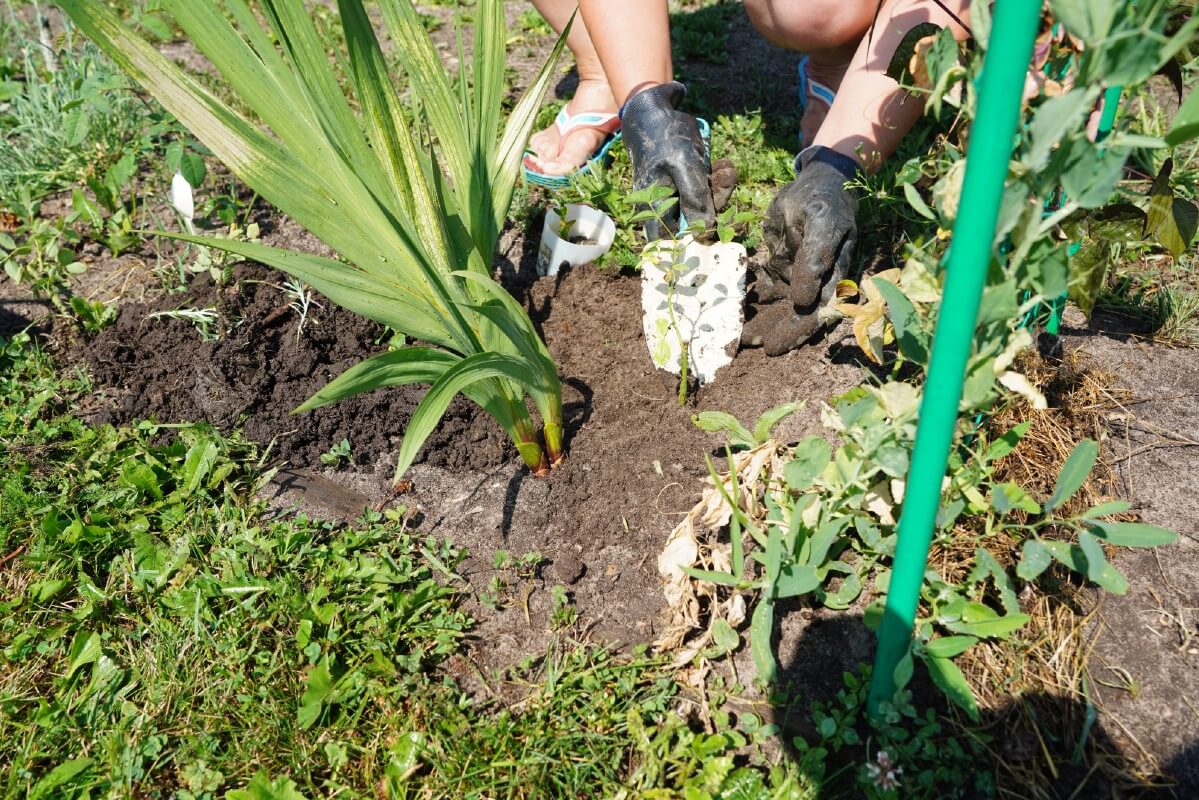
[576,0,673,104]
[813,0,972,170]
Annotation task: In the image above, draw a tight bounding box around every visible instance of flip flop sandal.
[523,106,622,189]
[796,54,837,148]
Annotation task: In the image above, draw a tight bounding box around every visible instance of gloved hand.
[620,81,716,241]
[742,145,859,356]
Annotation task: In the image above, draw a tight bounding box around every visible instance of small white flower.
[169,171,195,232]
[866,750,903,791]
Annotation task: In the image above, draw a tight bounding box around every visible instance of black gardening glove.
[620,81,717,241]
[742,145,860,356]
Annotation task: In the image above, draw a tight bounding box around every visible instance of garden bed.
[53,223,867,672]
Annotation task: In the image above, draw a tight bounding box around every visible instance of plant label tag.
[640,236,747,385]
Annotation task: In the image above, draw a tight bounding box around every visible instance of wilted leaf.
[932,158,966,222]
[1068,204,1145,318]
[886,22,941,83]
[998,371,1048,410]
[1145,159,1199,259]
[834,268,901,363]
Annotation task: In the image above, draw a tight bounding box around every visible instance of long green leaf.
[338,0,448,260]
[1089,521,1177,548]
[1044,439,1098,511]
[296,348,460,412]
[394,353,543,482]
[926,655,980,721]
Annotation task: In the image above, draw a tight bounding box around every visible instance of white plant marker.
[169,171,195,234]
[640,235,747,385]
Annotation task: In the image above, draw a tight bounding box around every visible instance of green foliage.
[794,667,992,799]
[669,0,740,65]
[0,23,172,206]
[61,0,570,480]
[689,3,1186,717]
[318,438,352,467]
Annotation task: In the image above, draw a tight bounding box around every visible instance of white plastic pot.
[640,236,747,386]
[536,204,616,277]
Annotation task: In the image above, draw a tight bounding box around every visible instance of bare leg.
[525,0,618,176]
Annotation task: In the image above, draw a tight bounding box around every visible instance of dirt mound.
[71,263,511,472]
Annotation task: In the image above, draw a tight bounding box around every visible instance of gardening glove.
[742,145,860,356]
[620,81,716,241]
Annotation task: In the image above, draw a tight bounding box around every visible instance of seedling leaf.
[1044,439,1097,512]
[927,655,980,721]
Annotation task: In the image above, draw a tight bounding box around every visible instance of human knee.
[743,0,872,51]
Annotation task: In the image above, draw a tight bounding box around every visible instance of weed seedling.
[147,307,220,340]
[550,585,577,630]
[319,438,352,467]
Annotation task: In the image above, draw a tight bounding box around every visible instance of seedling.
[319,438,352,467]
[282,278,320,340]
[147,307,220,341]
[68,296,117,333]
[550,585,577,630]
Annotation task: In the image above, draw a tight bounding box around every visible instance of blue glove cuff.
[793,145,860,182]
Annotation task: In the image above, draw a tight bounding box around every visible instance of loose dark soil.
[70,262,511,472]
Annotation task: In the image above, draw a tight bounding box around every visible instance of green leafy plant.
[676,0,1191,715]
[319,438,352,467]
[61,0,571,482]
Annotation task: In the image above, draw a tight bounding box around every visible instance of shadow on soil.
[758,613,1198,798]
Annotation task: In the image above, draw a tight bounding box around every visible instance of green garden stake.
[867,0,1043,717]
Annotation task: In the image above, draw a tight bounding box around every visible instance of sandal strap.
[554,106,622,137]
[797,54,837,112]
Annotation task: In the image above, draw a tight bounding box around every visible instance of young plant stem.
[665,239,690,406]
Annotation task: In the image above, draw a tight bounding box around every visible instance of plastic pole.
[867,0,1043,716]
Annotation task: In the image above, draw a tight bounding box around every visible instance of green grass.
[0,16,170,209]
